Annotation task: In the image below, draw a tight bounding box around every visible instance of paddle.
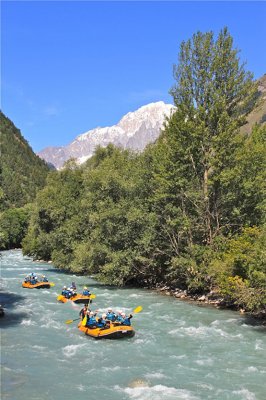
[65,317,80,324]
[133,306,143,314]
[81,295,96,326]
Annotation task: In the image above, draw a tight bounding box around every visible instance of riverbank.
[32,255,266,324]
[154,284,266,324]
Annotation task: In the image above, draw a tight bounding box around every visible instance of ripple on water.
[20,319,37,326]
[195,357,214,366]
[232,388,256,400]
[255,339,265,351]
[40,319,62,329]
[144,372,167,379]
[115,384,199,400]
[62,343,87,358]
[169,325,243,340]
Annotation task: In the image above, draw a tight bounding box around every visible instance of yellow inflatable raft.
[22,281,53,289]
[57,294,93,304]
[78,321,135,339]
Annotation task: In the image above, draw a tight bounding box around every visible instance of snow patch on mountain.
[38,101,175,169]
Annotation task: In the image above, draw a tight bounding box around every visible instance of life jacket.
[106,312,116,321]
[86,316,97,327]
[122,316,132,326]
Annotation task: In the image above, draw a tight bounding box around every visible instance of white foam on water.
[210,319,221,326]
[76,384,86,391]
[20,319,37,326]
[41,290,51,294]
[169,325,243,340]
[6,267,49,271]
[194,383,213,391]
[148,302,164,309]
[1,277,20,281]
[195,357,214,366]
[62,343,87,358]
[40,319,62,329]
[98,292,119,298]
[134,337,153,345]
[115,384,199,400]
[102,365,122,372]
[225,318,239,323]
[129,294,142,298]
[247,366,258,373]
[255,339,264,351]
[144,372,167,379]
[32,345,47,351]
[232,388,256,400]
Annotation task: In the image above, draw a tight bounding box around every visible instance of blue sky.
[2,1,266,152]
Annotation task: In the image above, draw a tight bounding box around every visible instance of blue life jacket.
[86,316,97,327]
[106,312,116,321]
[116,315,124,323]
[122,316,132,326]
[83,290,90,296]
[97,319,106,328]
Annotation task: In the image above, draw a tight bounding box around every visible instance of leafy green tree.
[0,205,31,249]
[0,111,49,211]
[168,27,257,244]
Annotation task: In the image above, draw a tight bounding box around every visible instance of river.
[1,250,265,400]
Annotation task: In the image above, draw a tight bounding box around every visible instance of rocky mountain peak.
[38,101,175,169]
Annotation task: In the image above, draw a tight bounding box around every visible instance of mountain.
[38,101,175,169]
[0,111,50,211]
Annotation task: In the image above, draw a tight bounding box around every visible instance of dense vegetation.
[0,112,50,249]
[6,28,266,316]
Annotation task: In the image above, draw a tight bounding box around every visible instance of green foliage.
[22,28,265,317]
[0,205,31,249]
[208,227,266,312]
[0,111,49,211]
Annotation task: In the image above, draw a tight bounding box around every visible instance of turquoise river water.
[1,250,265,400]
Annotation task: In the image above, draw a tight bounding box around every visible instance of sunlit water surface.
[1,250,265,400]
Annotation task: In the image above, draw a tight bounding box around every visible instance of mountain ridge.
[38,101,175,169]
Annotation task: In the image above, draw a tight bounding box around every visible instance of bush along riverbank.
[30,255,266,323]
[154,284,266,324]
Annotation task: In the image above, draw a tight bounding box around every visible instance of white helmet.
[63,286,67,289]
[89,311,94,316]
[102,313,107,318]
[121,313,126,317]
[107,308,112,312]
[118,310,122,314]
[84,286,87,289]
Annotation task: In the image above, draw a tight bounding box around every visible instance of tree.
[166,27,258,245]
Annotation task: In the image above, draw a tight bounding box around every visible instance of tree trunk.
[203,168,212,244]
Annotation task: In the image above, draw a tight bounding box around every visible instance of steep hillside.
[38,102,175,169]
[0,111,50,210]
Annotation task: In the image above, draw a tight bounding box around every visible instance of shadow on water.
[0,310,29,328]
[241,314,266,331]
[0,291,30,328]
